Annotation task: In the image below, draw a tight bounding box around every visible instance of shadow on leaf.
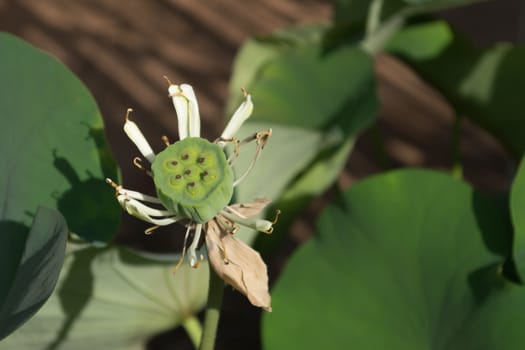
[44,248,99,350]
[52,143,120,243]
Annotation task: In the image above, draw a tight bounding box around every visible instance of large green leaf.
[386,21,525,157]
[0,32,119,242]
[3,246,208,349]
[263,169,525,350]
[510,156,525,280]
[228,35,377,244]
[0,207,68,339]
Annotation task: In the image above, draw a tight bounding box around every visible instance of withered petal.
[227,198,272,219]
[205,219,272,311]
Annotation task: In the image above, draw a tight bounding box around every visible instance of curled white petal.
[169,83,201,140]
[255,219,273,232]
[189,223,203,267]
[220,209,274,234]
[117,195,173,217]
[124,117,156,163]
[118,188,163,204]
[221,94,253,140]
[117,195,177,226]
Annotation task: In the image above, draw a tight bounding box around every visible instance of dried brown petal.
[227,198,272,218]
[205,219,271,311]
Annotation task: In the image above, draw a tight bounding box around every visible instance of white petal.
[189,223,203,267]
[180,84,201,138]
[221,94,253,140]
[169,83,201,140]
[220,207,275,234]
[119,189,163,204]
[255,219,273,232]
[124,117,156,163]
[117,195,177,226]
[117,195,173,217]
[169,85,188,140]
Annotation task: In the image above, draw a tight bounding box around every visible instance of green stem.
[198,266,225,350]
[361,0,406,54]
[365,0,384,38]
[182,315,202,349]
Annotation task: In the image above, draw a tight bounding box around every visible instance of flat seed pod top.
[152,137,234,223]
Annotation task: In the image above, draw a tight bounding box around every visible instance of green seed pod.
[152,137,234,223]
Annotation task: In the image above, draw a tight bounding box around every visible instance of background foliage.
[1,0,524,349]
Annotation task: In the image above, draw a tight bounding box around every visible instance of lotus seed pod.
[152,137,234,223]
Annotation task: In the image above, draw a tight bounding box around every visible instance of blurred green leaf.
[510,156,525,280]
[0,32,119,243]
[330,0,486,53]
[232,122,328,244]
[3,246,208,349]
[253,138,355,252]
[263,169,523,350]
[226,24,327,114]
[327,0,405,53]
[248,45,376,133]
[0,207,68,340]
[385,20,452,58]
[387,21,525,157]
[228,30,377,244]
[277,138,354,217]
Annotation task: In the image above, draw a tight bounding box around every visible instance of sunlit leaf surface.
[0,32,119,243]
[3,246,208,350]
[264,170,525,350]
